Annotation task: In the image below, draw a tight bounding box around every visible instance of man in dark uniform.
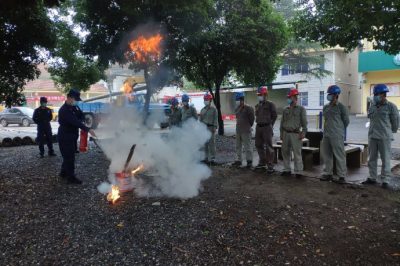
[33,97,56,158]
[255,86,277,173]
[73,104,84,153]
[58,89,95,184]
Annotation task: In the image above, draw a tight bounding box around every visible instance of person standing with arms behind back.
[200,93,218,164]
[181,94,198,122]
[280,88,307,178]
[169,97,182,127]
[363,84,399,188]
[232,92,255,168]
[254,86,277,173]
[320,85,349,184]
[33,97,56,158]
[58,89,96,184]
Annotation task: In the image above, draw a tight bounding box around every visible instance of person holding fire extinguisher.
[58,89,96,184]
[74,103,84,153]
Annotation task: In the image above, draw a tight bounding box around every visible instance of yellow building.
[359,51,400,113]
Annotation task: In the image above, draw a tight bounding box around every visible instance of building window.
[281,63,309,76]
[319,55,325,70]
[296,63,309,74]
[319,91,324,106]
[282,64,289,76]
[299,92,308,107]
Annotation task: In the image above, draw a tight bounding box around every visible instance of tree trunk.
[212,83,224,136]
[143,65,151,124]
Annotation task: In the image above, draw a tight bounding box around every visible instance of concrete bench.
[302,147,320,170]
[345,141,368,164]
[331,145,362,174]
[273,144,282,163]
[344,145,361,168]
[273,144,320,171]
[276,138,310,147]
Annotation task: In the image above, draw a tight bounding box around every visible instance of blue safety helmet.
[170,97,179,106]
[182,94,190,102]
[235,92,245,101]
[327,85,341,95]
[373,84,389,95]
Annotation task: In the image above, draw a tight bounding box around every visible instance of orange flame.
[107,185,120,204]
[131,164,144,175]
[128,34,163,63]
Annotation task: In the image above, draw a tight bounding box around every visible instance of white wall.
[273,49,360,115]
[273,51,335,115]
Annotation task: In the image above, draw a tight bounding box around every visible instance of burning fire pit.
[106,31,164,204]
[107,144,144,204]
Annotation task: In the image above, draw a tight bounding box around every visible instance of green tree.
[274,0,330,79]
[74,0,213,119]
[179,0,288,135]
[292,0,400,55]
[47,21,105,93]
[0,0,60,106]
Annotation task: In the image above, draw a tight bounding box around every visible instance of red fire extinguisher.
[79,130,88,152]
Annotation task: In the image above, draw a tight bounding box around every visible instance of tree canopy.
[292,0,400,55]
[179,0,288,135]
[47,20,105,93]
[75,0,214,67]
[274,0,330,79]
[0,0,58,106]
[74,0,214,119]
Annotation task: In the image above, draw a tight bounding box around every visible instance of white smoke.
[96,106,212,199]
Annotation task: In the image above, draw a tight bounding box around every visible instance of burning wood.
[120,78,139,95]
[106,145,142,204]
[131,164,144,175]
[107,185,120,204]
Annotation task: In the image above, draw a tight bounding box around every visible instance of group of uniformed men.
[170,83,398,188]
[231,86,308,179]
[34,83,398,187]
[169,93,218,163]
[237,84,398,187]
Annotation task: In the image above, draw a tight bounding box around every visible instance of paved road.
[2,116,400,148]
[224,115,400,148]
[0,122,59,137]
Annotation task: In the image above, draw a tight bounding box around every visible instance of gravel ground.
[1,139,400,265]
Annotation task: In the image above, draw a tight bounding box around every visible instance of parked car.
[0,107,35,127]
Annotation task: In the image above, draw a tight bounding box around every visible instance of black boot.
[320,175,333,181]
[281,171,291,177]
[334,177,346,184]
[246,161,252,168]
[67,176,82,184]
[267,166,275,174]
[232,161,241,167]
[362,178,377,185]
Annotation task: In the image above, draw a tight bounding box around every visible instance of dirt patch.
[0,145,399,265]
